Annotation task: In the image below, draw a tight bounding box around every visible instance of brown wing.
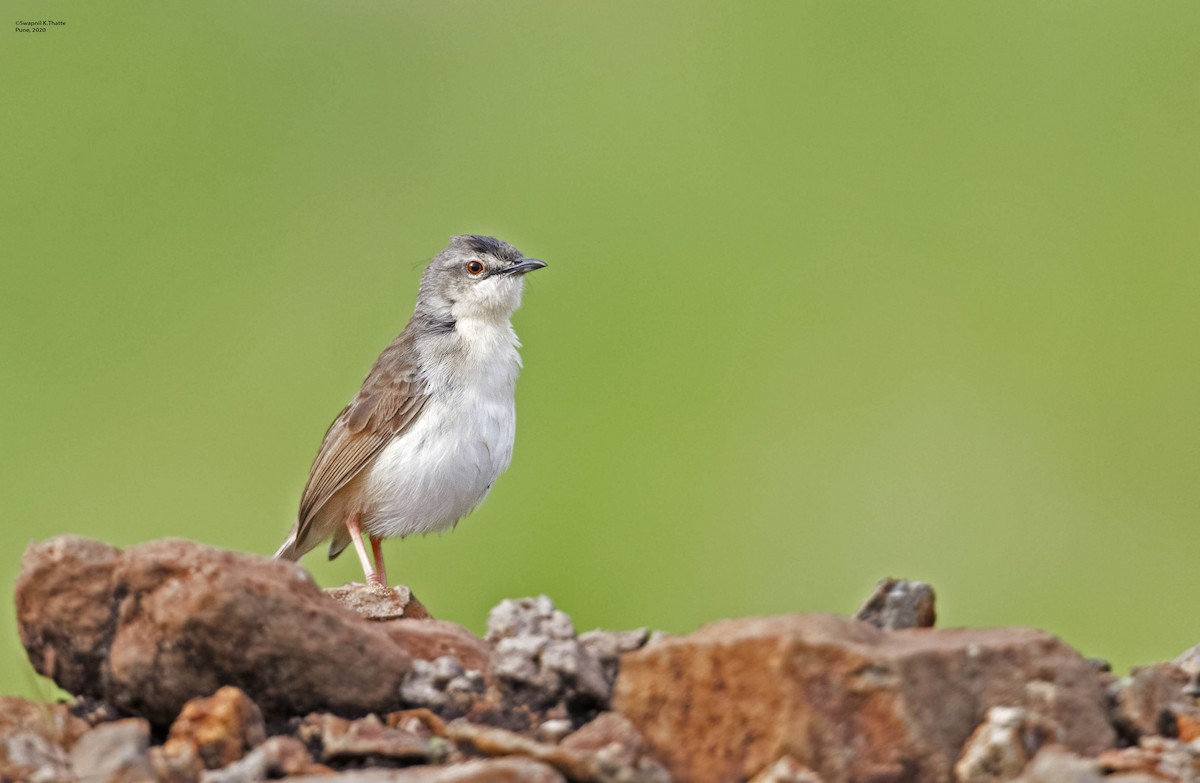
[293,337,430,545]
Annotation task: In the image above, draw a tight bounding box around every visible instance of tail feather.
[274,533,302,561]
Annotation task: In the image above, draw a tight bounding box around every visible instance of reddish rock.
[15,536,487,725]
[326,583,432,621]
[613,614,1115,783]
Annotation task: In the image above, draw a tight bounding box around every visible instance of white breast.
[358,317,522,538]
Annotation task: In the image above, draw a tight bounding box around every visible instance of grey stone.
[69,718,155,783]
[855,578,937,630]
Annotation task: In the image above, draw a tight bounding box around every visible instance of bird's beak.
[493,258,548,277]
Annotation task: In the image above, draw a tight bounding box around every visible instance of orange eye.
[466,260,485,276]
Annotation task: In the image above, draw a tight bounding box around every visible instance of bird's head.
[417,235,546,323]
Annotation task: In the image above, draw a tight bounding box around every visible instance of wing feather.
[291,336,430,549]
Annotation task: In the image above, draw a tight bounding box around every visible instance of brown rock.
[855,578,936,630]
[162,687,266,770]
[326,583,432,621]
[614,614,1115,783]
[16,536,488,725]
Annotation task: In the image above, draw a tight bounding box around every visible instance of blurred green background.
[3,1,1198,698]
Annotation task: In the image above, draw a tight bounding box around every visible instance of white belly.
[357,375,517,538]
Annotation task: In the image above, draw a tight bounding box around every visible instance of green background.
[2,2,1197,699]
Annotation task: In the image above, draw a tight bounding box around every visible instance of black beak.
[491,258,547,277]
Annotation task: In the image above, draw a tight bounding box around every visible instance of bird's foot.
[366,573,387,588]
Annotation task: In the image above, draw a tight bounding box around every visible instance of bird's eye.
[466,260,485,276]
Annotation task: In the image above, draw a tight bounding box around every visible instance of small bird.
[274,235,546,586]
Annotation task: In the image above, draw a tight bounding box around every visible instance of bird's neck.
[417,313,522,392]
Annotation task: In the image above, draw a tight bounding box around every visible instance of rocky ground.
[6,537,1200,783]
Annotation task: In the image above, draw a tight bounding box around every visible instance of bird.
[274,235,547,586]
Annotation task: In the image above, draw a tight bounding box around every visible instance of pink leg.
[345,514,384,587]
[369,535,388,587]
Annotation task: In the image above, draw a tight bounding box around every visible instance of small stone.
[560,712,644,767]
[163,686,266,770]
[447,718,663,783]
[308,713,433,763]
[271,757,568,782]
[326,583,432,621]
[748,756,826,783]
[401,658,486,717]
[855,577,937,630]
[2,731,73,783]
[1111,663,1200,742]
[386,708,449,738]
[579,629,650,685]
[1010,746,1103,783]
[69,718,155,783]
[955,707,1058,783]
[201,736,329,783]
[0,695,90,782]
[486,597,576,643]
[536,719,575,744]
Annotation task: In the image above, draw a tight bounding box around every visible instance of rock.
[69,718,155,783]
[578,629,651,686]
[326,583,432,620]
[855,578,937,630]
[1110,663,1200,742]
[0,696,90,782]
[300,713,434,764]
[386,708,449,738]
[614,614,1115,783]
[447,717,669,783]
[16,536,487,725]
[1009,747,1103,783]
[200,736,328,783]
[161,687,265,771]
[954,707,1058,783]
[400,658,487,717]
[486,597,610,715]
[748,756,826,783]
[1098,736,1200,782]
[277,757,567,782]
[535,719,574,743]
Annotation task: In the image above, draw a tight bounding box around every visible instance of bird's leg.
[369,535,388,587]
[345,513,383,587]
